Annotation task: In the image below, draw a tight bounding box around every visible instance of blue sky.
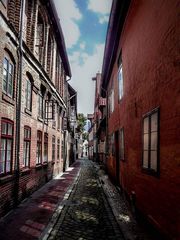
[54,0,112,115]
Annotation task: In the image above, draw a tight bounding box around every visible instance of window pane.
[3,58,8,69]
[143,133,149,150]
[150,150,157,171]
[9,63,13,74]
[7,139,12,150]
[1,150,5,161]
[23,142,26,165]
[143,117,149,134]
[6,160,11,172]
[2,122,7,135]
[6,150,11,161]
[151,132,157,150]
[151,112,158,132]
[143,151,148,168]
[0,162,5,174]
[1,139,6,149]
[8,123,13,135]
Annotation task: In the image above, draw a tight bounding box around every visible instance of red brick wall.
[107,0,180,238]
[0,0,66,218]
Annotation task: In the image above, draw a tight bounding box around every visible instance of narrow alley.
[0,0,179,239]
[46,159,124,240]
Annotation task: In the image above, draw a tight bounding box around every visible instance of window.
[57,139,60,160]
[44,133,48,162]
[38,93,43,119]
[119,128,125,160]
[118,63,123,100]
[23,126,31,168]
[108,89,114,115]
[35,12,44,62]
[52,136,55,161]
[0,119,13,174]
[61,140,64,159]
[2,57,14,98]
[142,109,159,173]
[36,131,42,164]
[25,78,32,111]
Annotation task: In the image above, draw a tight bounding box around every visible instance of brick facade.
[100,0,180,239]
[0,0,72,218]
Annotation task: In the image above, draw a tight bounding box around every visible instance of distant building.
[98,0,179,239]
[0,0,75,218]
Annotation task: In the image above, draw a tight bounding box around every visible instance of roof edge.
[101,0,131,91]
[48,0,72,77]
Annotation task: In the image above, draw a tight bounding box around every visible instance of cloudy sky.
[53,0,112,116]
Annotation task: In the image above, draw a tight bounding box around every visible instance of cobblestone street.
[47,159,124,240]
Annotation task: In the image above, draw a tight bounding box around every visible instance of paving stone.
[47,159,124,240]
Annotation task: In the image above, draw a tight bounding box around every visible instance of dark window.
[57,139,60,160]
[119,128,125,160]
[25,78,32,111]
[38,94,43,119]
[142,109,159,173]
[44,133,48,162]
[52,136,55,161]
[0,119,13,174]
[23,126,31,167]
[36,131,42,164]
[2,57,14,98]
[61,140,64,159]
[45,99,55,120]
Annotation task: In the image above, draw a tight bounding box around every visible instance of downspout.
[63,76,71,172]
[14,0,25,206]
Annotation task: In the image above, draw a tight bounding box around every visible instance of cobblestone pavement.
[47,159,124,240]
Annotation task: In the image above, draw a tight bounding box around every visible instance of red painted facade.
[101,0,180,239]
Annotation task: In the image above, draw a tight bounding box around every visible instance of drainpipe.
[14,0,25,206]
[63,76,71,172]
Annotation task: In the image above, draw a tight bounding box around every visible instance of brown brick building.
[99,0,180,239]
[0,0,73,217]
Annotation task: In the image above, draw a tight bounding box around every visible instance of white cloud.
[69,44,105,115]
[80,42,86,50]
[99,15,109,24]
[53,0,82,49]
[87,0,112,14]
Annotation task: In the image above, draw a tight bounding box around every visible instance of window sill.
[2,93,15,105]
[20,168,31,176]
[37,117,44,123]
[25,108,32,116]
[0,174,14,185]
[141,168,159,177]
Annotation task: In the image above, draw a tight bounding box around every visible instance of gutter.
[14,0,25,206]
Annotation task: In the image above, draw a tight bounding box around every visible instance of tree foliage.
[76,113,87,134]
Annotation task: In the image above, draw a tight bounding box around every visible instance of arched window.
[36,130,42,164]
[25,73,33,111]
[52,136,56,162]
[23,126,31,168]
[2,51,15,98]
[35,11,44,63]
[0,119,14,175]
[47,32,53,78]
